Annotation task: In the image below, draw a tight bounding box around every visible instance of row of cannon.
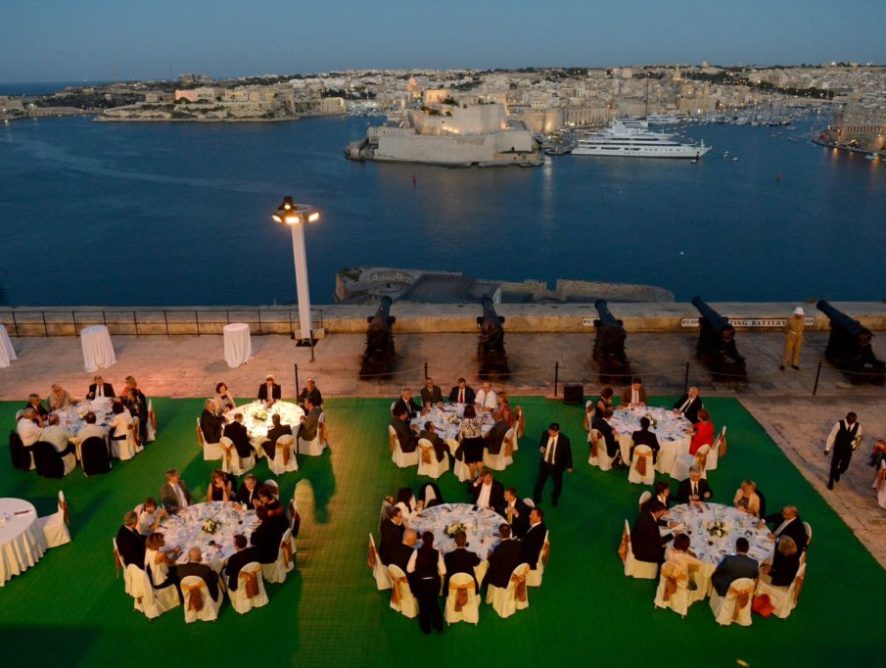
[358,295,885,385]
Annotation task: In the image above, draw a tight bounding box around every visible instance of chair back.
[219,436,236,470]
[791,563,807,605]
[9,430,31,471]
[514,406,525,438]
[33,441,64,478]
[502,429,516,457]
[387,425,399,453]
[589,429,602,458]
[618,518,631,562]
[180,575,207,612]
[279,528,294,567]
[638,490,652,508]
[803,521,813,547]
[716,425,728,458]
[112,537,123,577]
[58,490,69,524]
[728,577,756,620]
[289,499,301,538]
[195,418,206,445]
[276,434,295,466]
[448,572,475,612]
[694,444,711,470]
[387,563,411,607]
[417,438,434,464]
[509,563,530,602]
[632,444,653,476]
[81,436,111,475]
[239,562,264,599]
[368,533,380,570]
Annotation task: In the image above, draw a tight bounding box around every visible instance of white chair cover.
[387,564,418,618]
[417,438,448,479]
[483,428,516,472]
[486,562,530,618]
[229,562,269,614]
[619,518,658,579]
[0,324,16,368]
[444,572,480,625]
[112,419,142,461]
[706,426,726,471]
[268,435,298,475]
[196,419,224,461]
[113,538,143,611]
[670,444,711,482]
[628,444,656,485]
[453,454,471,482]
[140,570,179,619]
[298,423,327,457]
[38,490,72,548]
[60,451,77,477]
[368,533,392,590]
[526,530,550,588]
[219,436,255,475]
[638,491,652,508]
[803,521,813,548]
[710,577,755,626]
[388,425,419,468]
[181,575,222,623]
[146,399,157,443]
[654,561,691,617]
[262,528,294,584]
[755,563,806,619]
[588,429,613,471]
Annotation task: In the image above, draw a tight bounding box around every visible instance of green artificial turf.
[0,396,882,667]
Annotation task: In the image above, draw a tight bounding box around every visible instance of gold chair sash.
[195,426,205,445]
[512,572,528,603]
[876,468,886,493]
[590,433,600,458]
[504,435,514,457]
[663,576,678,602]
[421,447,432,464]
[717,433,728,458]
[278,440,290,465]
[618,526,630,562]
[149,410,157,431]
[541,542,550,565]
[731,586,753,621]
[113,548,122,577]
[636,452,651,476]
[515,407,525,439]
[388,431,398,454]
[391,575,409,606]
[661,562,680,602]
[183,583,205,612]
[449,581,474,612]
[792,575,804,605]
[367,541,378,569]
[242,570,259,599]
[222,443,233,470]
[319,421,329,443]
[282,540,293,568]
[695,449,709,470]
[60,500,70,525]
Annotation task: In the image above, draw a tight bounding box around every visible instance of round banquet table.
[610,406,692,473]
[80,325,116,373]
[411,405,495,451]
[0,323,16,368]
[0,498,47,587]
[52,398,115,458]
[225,400,305,450]
[223,322,252,369]
[158,502,261,572]
[410,503,505,559]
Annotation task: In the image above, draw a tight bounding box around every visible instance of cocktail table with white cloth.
[0,324,16,369]
[610,406,692,473]
[225,400,305,452]
[411,405,496,452]
[410,503,505,559]
[158,502,261,572]
[52,398,115,459]
[0,498,47,587]
[80,325,116,373]
[223,323,252,369]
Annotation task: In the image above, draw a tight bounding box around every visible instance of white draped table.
[0,498,47,587]
[610,406,692,473]
[223,323,252,369]
[225,400,305,450]
[0,324,16,368]
[80,325,116,373]
[411,405,495,451]
[410,503,505,559]
[159,502,261,572]
[52,398,115,459]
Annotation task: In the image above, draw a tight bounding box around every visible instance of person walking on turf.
[825,411,863,490]
[533,423,573,507]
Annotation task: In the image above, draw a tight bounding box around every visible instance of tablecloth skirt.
[80,325,116,373]
[223,323,252,369]
[0,521,47,586]
[0,324,16,368]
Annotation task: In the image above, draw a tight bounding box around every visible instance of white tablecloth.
[80,325,116,373]
[52,398,114,458]
[664,503,775,567]
[411,405,495,445]
[410,503,505,560]
[0,498,47,587]
[159,502,261,572]
[0,324,16,368]
[225,400,305,449]
[610,406,692,473]
[223,323,252,369]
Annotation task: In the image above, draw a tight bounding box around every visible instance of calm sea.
[0,115,884,306]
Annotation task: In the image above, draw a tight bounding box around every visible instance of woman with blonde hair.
[763,535,801,586]
[733,480,761,517]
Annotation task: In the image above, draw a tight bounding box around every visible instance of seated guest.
[263,413,292,458]
[390,405,418,453]
[522,508,547,570]
[234,474,260,508]
[418,422,449,463]
[388,529,417,573]
[297,377,322,409]
[483,410,510,455]
[39,414,75,456]
[676,467,713,504]
[16,408,43,447]
[200,399,225,444]
[762,535,801,587]
[258,374,281,406]
[484,524,523,588]
[255,485,284,517]
[214,382,236,413]
[176,547,220,602]
[733,480,761,517]
[621,377,647,408]
[652,481,673,509]
[673,386,703,424]
[503,487,529,537]
[25,393,48,424]
[160,469,192,514]
[116,511,146,569]
[123,377,148,443]
[395,487,422,525]
[144,532,180,588]
[297,398,322,441]
[449,378,475,405]
[474,382,497,412]
[223,413,253,459]
[224,534,263,591]
[86,375,115,400]
[665,533,702,574]
[591,387,614,420]
[417,481,444,508]
[444,531,481,589]
[47,383,75,411]
[631,501,673,564]
[459,404,486,478]
[393,388,422,420]
[419,377,443,406]
[630,416,660,463]
[592,408,624,467]
[207,469,233,502]
[379,507,406,565]
[76,412,107,444]
[711,537,759,597]
[690,409,715,455]
[471,470,505,514]
[760,505,808,553]
[250,506,289,564]
[136,497,167,535]
[406,531,446,635]
[109,401,132,445]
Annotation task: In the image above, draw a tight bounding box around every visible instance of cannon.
[691,297,746,379]
[592,300,631,381]
[359,297,396,379]
[476,296,509,379]
[816,300,885,385]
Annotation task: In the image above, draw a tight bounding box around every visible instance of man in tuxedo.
[297,398,322,441]
[393,388,422,420]
[676,467,713,504]
[673,386,703,424]
[711,537,759,596]
[761,506,807,553]
[224,534,263,592]
[444,531,481,589]
[419,377,443,406]
[176,547,221,602]
[25,393,48,423]
[522,508,547,570]
[160,469,192,514]
[621,377,648,407]
[471,470,505,513]
[390,406,418,453]
[297,378,323,409]
[257,375,281,406]
[116,511,146,569]
[234,474,261,508]
[533,423,574,507]
[379,507,405,565]
[591,410,623,466]
[631,501,673,564]
[224,413,253,459]
[387,529,417,573]
[200,399,225,444]
[503,487,529,538]
[86,375,115,400]
[484,524,523,589]
[448,378,475,405]
[630,416,660,463]
[652,481,673,509]
[262,413,293,458]
[824,411,862,490]
[250,506,288,564]
[418,422,449,463]
[483,410,510,455]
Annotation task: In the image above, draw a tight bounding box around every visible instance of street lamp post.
[272,196,320,356]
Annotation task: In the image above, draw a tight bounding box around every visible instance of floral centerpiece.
[445,521,467,537]
[707,520,729,538]
[447,415,460,425]
[201,518,220,535]
[645,414,658,429]
[253,409,268,422]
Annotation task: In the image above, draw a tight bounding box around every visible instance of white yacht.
[646,113,682,125]
[572,120,711,159]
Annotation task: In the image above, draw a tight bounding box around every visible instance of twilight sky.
[1,0,883,82]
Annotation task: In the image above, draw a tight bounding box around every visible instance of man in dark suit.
[711,537,759,596]
[676,467,713,504]
[483,410,510,455]
[258,375,281,405]
[379,507,405,565]
[224,534,263,591]
[448,378,475,405]
[390,406,418,453]
[387,529,417,573]
[393,388,422,420]
[224,413,253,459]
[484,524,523,589]
[262,413,293,458]
[418,422,449,463]
[116,511,146,569]
[200,399,225,444]
[420,378,443,406]
[25,394,48,421]
[234,474,261,508]
[502,487,530,537]
[761,505,808,553]
[297,399,322,441]
[673,387,703,424]
[444,531,481,589]
[630,416,661,463]
[652,481,673,509]
[250,507,288,564]
[591,410,623,466]
[533,423,574,507]
[471,470,505,513]
[631,501,673,564]
[86,375,115,400]
[297,378,322,409]
[160,469,192,514]
[620,377,648,407]
[522,508,547,570]
[176,547,221,602]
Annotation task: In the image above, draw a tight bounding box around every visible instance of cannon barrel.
[360,297,396,379]
[367,296,395,326]
[691,296,731,332]
[817,299,883,385]
[816,300,870,337]
[594,299,623,328]
[476,295,505,327]
[592,300,630,380]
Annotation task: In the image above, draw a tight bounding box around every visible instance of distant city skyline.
[1,0,884,83]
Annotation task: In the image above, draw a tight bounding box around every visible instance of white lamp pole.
[273,196,320,345]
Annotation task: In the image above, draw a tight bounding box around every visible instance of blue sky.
[1,0,883,82]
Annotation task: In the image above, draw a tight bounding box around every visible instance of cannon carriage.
[477,296,509,379]
[592,299,631,381]
[691,297,746,379]
[816,300,884,385]
[359,297,396,379]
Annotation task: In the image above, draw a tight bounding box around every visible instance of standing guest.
[262,413,293,458]
[503,487,530,537]
[214,382,236,413]
[387,528,417,573]
[390,406,419,453]
[458,404,485,478]
[39,414,75,456]
[522,508,547,570]
[483,410,510,456]
[16,408,42,446]
[497,392,513,427]
[86,375,116,400]
[379,507,406,565]
[207,469,233,502]
[673,387,703,424]
[407,531,446,635]
[471,470,505,514]
[109,401,133,446]
[592,409,624,467]
[116,511,146,569]
[136,498,167,535]
[762,535,801,587]
[630,416,660,464]
[689,409,715,455]
[200,399,225,444]
[760,506,808,553]
[676,467,713,504]
[419,377,443,406]
[621,377,647,408]
[234,474,261,508]
[258,374,281,406]
[444,531,481,589]
[484,524,523,588]
[297,377,323,409]
[47,384,75,411]
[177,547,220,603]
[224,534,263,592]
[631,501,673,565]
[533,423,574,507]
[781,306,806,371]
[733,480,761,517]
[24,394,48,425]
[123,376,148,443]
[418,422,449,463]
[711,537,759,596]
[77,412,108,444]
[223,413,253,459]
[250,506,288,564]
[393,388,422,420]
[825,411,863,490]
[160,469,192,515]
[474,382,497,412]
[144,533,181,589]
[448,378,475,405]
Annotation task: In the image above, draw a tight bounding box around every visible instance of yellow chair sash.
[391,575,409,606]
[504,435,514,457]
[421,447,432,464]
[367,541,378,569]
[636,452,651,476]
[512,571,528,603]
[282,540,293,568]
[195,426,205,445]
[388,431,398,454]
[183,583,205,612]
[618,526,630,562]
[60,500,70,525]
[242,570,259,599]
[541,542,550,565]
[450,581,474,612]
[278,440,290,465]
[717,433,728,458]
[732,586,753,621]
[792,575,804,605]
[515,408,525,439]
